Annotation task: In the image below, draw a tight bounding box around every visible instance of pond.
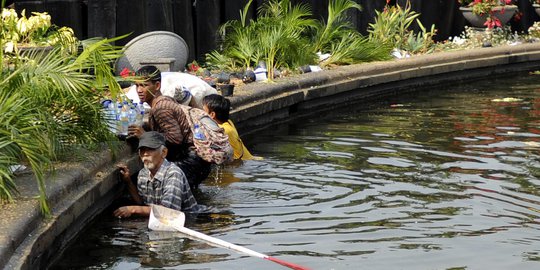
[52,73,540,270]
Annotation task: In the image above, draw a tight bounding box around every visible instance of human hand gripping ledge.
[113,163,147,218]
[117,163,131,183]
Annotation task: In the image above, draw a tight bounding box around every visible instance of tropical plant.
[321,31,391,66]
[1,8,127,215]
[206,0,392,80]
[208,0,317,79]
[312,0,391,66]
[311,0,362,53]
[457,0,518,28]
[368,3,437,55]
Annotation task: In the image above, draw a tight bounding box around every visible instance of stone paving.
[3,43,540,270]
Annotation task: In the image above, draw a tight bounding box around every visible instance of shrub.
[206,0,391,80]
[368,3,437,55]
[1,8,126,215]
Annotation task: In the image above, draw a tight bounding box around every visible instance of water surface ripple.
[53,75,540,270]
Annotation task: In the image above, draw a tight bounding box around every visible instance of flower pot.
[534,4,540,17]
[216,72,231,84]
[218,83,234,97]
[459,5,517,28]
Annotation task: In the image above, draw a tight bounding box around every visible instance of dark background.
[8,0,540,63]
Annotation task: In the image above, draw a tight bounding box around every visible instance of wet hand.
[116,163,131,182]
[113,206,133,218]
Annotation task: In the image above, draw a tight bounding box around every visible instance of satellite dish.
[115,31,189,75]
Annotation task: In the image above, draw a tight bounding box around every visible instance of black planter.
[216,72,231,84]
[218,84,234,97]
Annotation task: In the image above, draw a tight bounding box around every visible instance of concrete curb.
[3,43,540,269]
[0,145,141,269]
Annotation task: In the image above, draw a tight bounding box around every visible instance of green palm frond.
[322,32,391,66]
[205,50,238,71]
[0,89,51,212]
[239,0,254,27]
[313,0,362,52]
[0,35,126,215]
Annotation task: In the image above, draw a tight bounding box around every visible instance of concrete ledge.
[0,145,141,269]
[3,43,540,269]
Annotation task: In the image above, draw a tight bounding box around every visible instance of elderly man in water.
[114,131,199,218]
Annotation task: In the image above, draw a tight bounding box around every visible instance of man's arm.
[117,164,143,205]
[113,205,151,218]
[114,164,148,218]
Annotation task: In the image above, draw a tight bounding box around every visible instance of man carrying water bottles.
[127,65,211,190]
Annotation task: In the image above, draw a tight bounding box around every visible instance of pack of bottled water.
[102,99,145,137]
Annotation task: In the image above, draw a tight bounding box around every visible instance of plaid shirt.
[137,159,198,212]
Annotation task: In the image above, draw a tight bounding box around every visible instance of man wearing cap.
[127,65,212,190]
[114,131,199,218]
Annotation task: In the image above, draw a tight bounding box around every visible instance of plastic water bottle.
[136,109,144,126]
[101,100,116,134]
[193,124,206,140]
[115,103,122,135]
[118,102,129,136]
[128,104,137,125]
[106,101,117,133]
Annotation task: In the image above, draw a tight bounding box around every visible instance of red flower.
[189,63,199,72]
[120,67,133,78]
[484,17,501,28]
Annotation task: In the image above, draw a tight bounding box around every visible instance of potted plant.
[1,8,77,54]
[532,0,540,17]
[458,0,518,28]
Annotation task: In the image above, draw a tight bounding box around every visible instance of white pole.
[172,223,268,259]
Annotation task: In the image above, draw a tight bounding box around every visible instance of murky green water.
[52,73,540,270]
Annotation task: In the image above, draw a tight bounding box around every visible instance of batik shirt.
[149,95,194,160]
[137,159,198,211]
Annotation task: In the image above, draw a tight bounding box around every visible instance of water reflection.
[53,74,540,270]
